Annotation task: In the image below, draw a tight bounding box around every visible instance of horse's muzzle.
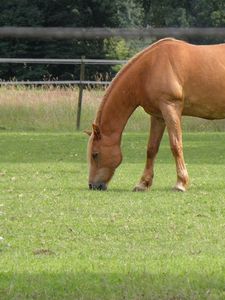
[89,182,107,191]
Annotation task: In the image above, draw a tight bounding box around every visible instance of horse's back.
[147,39,225,119]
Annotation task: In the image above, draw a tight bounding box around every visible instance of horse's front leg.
[133,115,165,191]
[161,102,189,192]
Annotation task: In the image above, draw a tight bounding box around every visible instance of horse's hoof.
[133,185,148,192]
[173,183,186,192]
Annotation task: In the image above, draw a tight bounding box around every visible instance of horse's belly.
[183,95,225,119]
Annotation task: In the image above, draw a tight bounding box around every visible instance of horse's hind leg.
[161,102,189,191]
[133,115,165,191]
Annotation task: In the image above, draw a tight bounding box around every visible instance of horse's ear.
[92,124,101,140]
[84,129,92,136]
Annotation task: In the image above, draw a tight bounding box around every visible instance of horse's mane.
[95,37,180,125]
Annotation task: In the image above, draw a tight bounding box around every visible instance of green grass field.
[0,131,225,299]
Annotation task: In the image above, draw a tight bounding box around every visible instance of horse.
[85,38,225,191]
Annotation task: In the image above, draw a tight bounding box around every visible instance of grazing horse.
[86,38,225,191]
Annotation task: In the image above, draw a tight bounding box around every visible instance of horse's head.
[86,124,122,190]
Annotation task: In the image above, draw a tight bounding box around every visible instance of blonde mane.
[95,38,178,125]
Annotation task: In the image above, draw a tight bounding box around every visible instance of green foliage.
[104,38,132,72]
[115,0,144,27]
[211,9,225,26]
[0,0,224,80]
[104,36,155,73]
[140,0,225,28]
[0,0,118,80]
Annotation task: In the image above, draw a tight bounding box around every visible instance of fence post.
[76,56,85,130]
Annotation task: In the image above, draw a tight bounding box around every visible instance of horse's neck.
[97,83,138,142]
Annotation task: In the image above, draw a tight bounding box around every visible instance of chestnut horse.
[86,38,225,191]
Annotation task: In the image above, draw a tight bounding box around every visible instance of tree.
[0,0,143,80]
[0,0,224,80]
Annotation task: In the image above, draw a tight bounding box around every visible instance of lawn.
[0,131,225,299]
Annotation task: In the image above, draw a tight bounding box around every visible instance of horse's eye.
[92,152,98,160]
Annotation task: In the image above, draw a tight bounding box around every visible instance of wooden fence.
[0,26,224,129]
[0,27,224,40]
[0,57,127,130]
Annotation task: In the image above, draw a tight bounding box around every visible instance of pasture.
[0,131,225,299]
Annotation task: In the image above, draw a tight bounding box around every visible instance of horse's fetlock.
[178,172,189,187]
[141,174,154,186]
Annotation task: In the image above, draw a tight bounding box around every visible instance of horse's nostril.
[99,183,107,191]
[89,182,107,191]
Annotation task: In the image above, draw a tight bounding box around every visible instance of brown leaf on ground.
[33,248,55,256]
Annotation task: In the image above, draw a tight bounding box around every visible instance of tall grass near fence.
[1,86,225,132]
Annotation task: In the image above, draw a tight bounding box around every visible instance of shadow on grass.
[77,187,132,193]
[77,186,175,193]
[1,271,224,300]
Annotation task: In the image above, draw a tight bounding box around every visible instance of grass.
[0,131,225,299]
[1,85,225,132]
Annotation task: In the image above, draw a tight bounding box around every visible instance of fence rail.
[0,27,224,40]
[0,80,111,85]
[0,58,127,65]
[0,58,127,130]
